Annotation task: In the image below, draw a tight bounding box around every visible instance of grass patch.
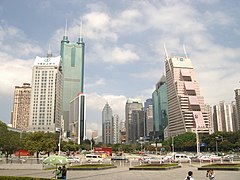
[0,177,51,180]
[134,163,178,168]
[70,164,114,168]
[202,163,240,168]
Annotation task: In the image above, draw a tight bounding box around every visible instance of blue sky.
[1,0,240,138]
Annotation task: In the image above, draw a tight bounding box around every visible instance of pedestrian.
[54,166,62,179]
[208,169,215,180]
[185,171,194,180]
[61,165,67,180]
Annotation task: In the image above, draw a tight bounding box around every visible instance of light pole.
[171,136,174,154]
[56,128,62,155]
[215,135,223,155]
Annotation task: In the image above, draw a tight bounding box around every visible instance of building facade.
[102,102,113,144]
[165,56,210,137]
[213,101,235,132]
[60,31,85,132]
[12,83,31,131]
[234,89,240,131]
[29,54,62,132]
[113,114,120,144]
[69,93,86,144]
[125,98,143,144]
[152,75,168,140]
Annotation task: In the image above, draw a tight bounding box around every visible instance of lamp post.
[215,135,223,155]
[171,136,174,154]
[56,128,61,155]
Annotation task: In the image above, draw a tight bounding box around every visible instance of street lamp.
[171,136,174,154]
[56,128,62,155]
[215,135,223,155]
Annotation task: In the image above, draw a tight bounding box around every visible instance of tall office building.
[69,93,86,144]
[145,104,153,137]
[213,101,234,132]
[165,56,210,137]
[12,83,31,131]
[152,75,168,140]
[113,114,120,144]
[231,101,239,132]
[61,27,85,132]
[102,102,113,144]
[29,53,62,132]
[125,98,143,144]
[234,89,240,131]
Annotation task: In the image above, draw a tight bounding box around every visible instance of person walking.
[185,171,194,180]
[61,165,67,180]
[207,169,215,180]
[55,166,62,179]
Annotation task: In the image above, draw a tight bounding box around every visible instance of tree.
[23,131,57,158]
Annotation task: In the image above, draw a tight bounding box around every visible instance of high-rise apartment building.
[145,104,153,137]
[69,93,86,144]
[12,83,31,131]
[213,101,234,132]
[234,89,240,131]
[61,29,85,132]
[231,101,238,132]
[125,98,143,143]
[113,114,120,144]
[152,75,168,140]
[102,102,113,144]
[29,53,62,132]
[165,56,210,137]
[131,110,145,143]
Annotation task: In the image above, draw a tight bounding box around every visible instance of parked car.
[198,155,211,162]
[163,155,174,162]
[209,155,221,161]
[85,154,103,163]
[142,157,164,164]
[111,156,129,162]
[172,154,191,163]
[67,156,80,163]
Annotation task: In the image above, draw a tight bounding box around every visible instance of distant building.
[69,93,86,144]
[61,27,85,132]
[145,104,153,137]
[213,101,235,132]
[113,114,120,144]
[12,83,31,131]
[165,56,210,137]
[92,130,98,144]
[131,110,145,143]
[152,75,168,140]
[234,89,240,131]
[102,102,113,144]
[231,101,239,132]
[125,98,143,144]
[29,52,62,132]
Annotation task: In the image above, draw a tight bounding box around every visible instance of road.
[0,163,239,180]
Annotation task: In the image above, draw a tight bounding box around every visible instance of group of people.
[54,165,67,179]
[185,169,215,180]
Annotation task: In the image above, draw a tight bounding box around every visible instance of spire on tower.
[183,44,188,58]
[77,20,84,44]
[62,19,69,42]
[164,43,169,59]
[47,44,52,57]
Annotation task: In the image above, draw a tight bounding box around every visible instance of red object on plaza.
[15,149,30,156]
[94,147,112,156]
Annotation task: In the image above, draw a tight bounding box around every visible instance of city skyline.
[1,0,240,138]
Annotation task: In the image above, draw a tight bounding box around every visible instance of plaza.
[0,163,239,180]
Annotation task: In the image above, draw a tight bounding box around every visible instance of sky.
[1,0,240,138]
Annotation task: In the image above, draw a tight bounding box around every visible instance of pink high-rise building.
[165,56,211,137]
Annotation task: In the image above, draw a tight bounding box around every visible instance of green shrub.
[0,177,52,180]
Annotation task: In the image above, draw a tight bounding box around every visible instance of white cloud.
[85,78,106,88]
[0,52,33,95]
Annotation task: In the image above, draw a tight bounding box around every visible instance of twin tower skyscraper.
[28,25,86,144]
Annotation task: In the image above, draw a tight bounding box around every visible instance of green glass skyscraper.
[61,30,85,131]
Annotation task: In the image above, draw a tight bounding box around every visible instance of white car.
[172,154,191,163]
[67,157,80,163]
[142,157,164,164]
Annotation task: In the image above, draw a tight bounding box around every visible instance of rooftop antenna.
[183,44,188,58]
[164,43,169,59]
[47,44,52,57]
[64,19,68,37]
[80,20,82,39]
